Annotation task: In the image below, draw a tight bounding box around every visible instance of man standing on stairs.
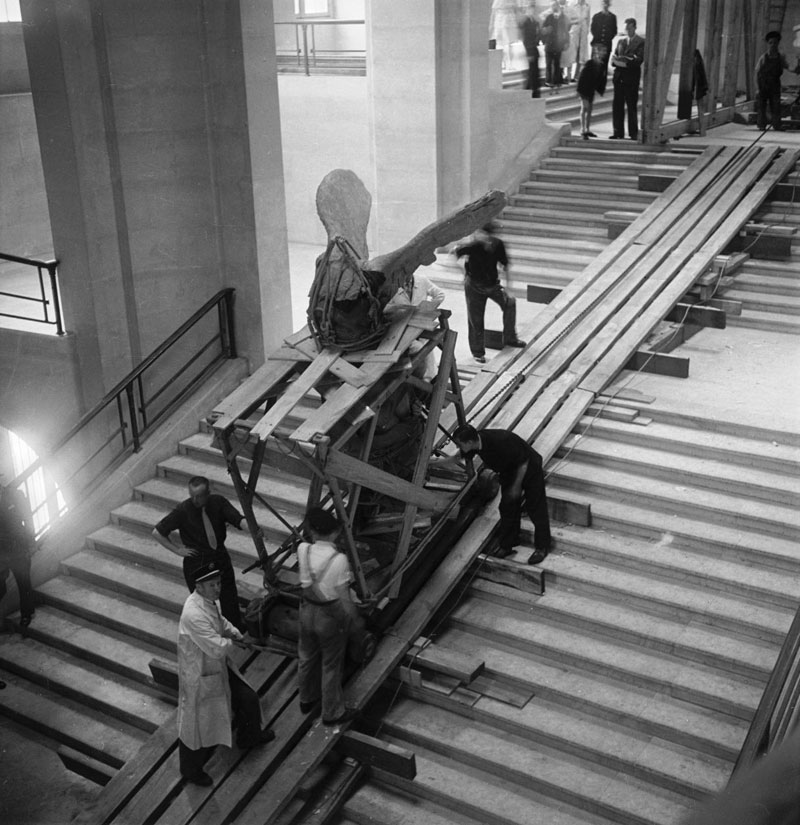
[153,475,245,631]
[610,18,644,140]
[454,222,526,365]
[0,478,37,628]
[590,0,617,73]
[177,563,274,786]
[451,424,552,565]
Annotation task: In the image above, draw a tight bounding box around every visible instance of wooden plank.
[324,449,451,512]
[405,641,484,683]
[638,173,679,193]
[473,554,545,596]
[707,297,742,316]
[211,361,298,431]
[581,148,800,394]
[721,0,744,107]
[598,387,656,404]
[250,349,341,442]
[336,731,416,780]
[470,674,534,709]
[301,759,364,825]
[586,403,640,423]
[531,388,597,465]
[483,329,504,350]
[677,0,701,120]
[526,284,562,304]
[624,350,690,378]
[665,303,726,328]
[148,658,178,693]
[233,501,501,825]
[548,495,592,526]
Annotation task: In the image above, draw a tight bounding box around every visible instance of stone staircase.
[338,407,800,825]
[431,138,800,336]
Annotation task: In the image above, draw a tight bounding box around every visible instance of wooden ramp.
[79,144,799,825]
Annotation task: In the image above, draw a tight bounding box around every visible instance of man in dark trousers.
[454,223,525,364]
[590,0,617,72]
[0,479,36,627]
[153,475,246,630]
[518,2,541,98]
[610,18,644,140]
[452,424,552,565]
[755,31,799,131]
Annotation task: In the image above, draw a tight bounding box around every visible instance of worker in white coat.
[177,562,274,786]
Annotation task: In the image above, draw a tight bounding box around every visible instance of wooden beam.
[527,284,562,304]
[677,0,701,119]
[406,641,485,683]
[148,658,178,693]
[472,554,545,596]
[58,747,114,786]
[324,449,452,513]
[641,0,667,139]
[336,732,416,779]
[638,172,680,192]
[300,759,364,825]
[665,303,726,328]
[721,0,745,107]
[548,495,592,526]
[624,350,690,378]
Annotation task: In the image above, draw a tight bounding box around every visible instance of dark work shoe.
[505,339,526,348]
[494,546,515,559]
[300,700,320,716]
[585,131,597,138]
[237,728,275,749]
[19,614,33,629]
[323,708,358,726]
[527,549,548,566]
[609,134,623,139]
[184,771,213,787]
[473,355,487,364]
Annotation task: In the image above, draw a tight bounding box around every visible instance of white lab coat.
[177,590,258,749]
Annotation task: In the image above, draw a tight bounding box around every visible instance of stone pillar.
[366,0,493,254]
[20,0,291,413]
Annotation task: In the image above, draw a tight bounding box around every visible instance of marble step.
[721,289,800,316]
[344,783,485,825]
[518,180,657,203]
[727,308,800,334]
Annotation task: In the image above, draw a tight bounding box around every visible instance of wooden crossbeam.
[526,284,562,304]
[337,731,416,779]
[406,640,485,682]
[624,351,690,378]
[665,303,726,328]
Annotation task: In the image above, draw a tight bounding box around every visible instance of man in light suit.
[610,18,644,140]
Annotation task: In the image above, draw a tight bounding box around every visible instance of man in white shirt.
[177,563,274,786]
[297,508,359,726]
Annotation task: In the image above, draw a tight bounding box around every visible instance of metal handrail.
[733,600,800,776]
[274,19,365,75]
[0,252,64,335]
[9,288,237,530]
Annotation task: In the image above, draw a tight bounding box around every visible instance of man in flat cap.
[177,562,274,786]
[756,31,800,131]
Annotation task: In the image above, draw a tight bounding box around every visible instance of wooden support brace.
[299,759,364,825]
[484,329,505,350]
[548,495,592,526]
[724,224,795,260]
[526,284,562,304]
[638,172,680,192]
[586,403,640,423]
[337,731,417,780]
[665,303,726,328]
[405,641,485,682]
[58,747,114,786]
[625,350,690,378]
[470,674,534,708]
[149,658,178,693]
[473,554,545,596]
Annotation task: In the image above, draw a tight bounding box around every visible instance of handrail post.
[125,384,141,452]
[223,289,237,358]
[47,261,65,335]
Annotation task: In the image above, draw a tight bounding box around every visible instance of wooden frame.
[642,0,758,144]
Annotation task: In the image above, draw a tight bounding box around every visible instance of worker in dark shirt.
[153,475,246,630]
[454,222,526,364]
[590,0,617,73]
[452,424,551,565]
[0,480,37,627]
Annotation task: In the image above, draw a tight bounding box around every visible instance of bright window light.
[0,1,21,23]
[294,0,330,18]
[9,430,67,537]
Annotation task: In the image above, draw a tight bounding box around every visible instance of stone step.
[468,575,780,680]
[14,605,174,687]
[547,462,800,541]
[35,575,179,653]
[0,676,146,769]
[572,415,800,478]
[381,703,695,825]
[548,524,800,613]
[556,433,800,507]
[501,205,612,227]
[553,494,800,574]
[508,193,651,214]
[721,288,800,315]
[440,627,748,761]
[0,636,172,733]
[549,147,695,166]
[529,167,643,188]
[727,308,800,334]
[393,681,730,801]
[496,230,606,254]
[61,550,187,615]
[373,744,619,825]
[344,783,484,825]
[87,522,265,592]
[448,598,764,720]
[518,181,657,203]
[495,216,609,240]
[731,272,800,296]
[540,157,692,176]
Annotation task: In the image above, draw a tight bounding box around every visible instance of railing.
[274,18,365,75]
[733,601,800,776]
[9,288,237,534]
[0,252,64,335]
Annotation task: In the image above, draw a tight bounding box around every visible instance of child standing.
[577,43,608,139]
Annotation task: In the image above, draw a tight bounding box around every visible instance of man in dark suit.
[610,18,645,140]
[590,0,617,72]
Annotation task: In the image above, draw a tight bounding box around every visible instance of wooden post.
[721,1,745,107]
[641,0,665,141]
[742,0,756,100]
[677,0,701,120]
